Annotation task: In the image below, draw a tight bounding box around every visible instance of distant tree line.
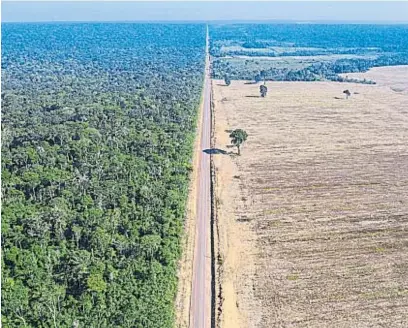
[209,24,408,83]
[212,54,408,83]
[210,24,408,53]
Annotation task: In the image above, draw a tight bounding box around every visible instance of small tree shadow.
[333,97,343,100]
[225,129,232,133]
[237,216,252,222]
[390,87,405,93]
[244,81,258,85]
[245,95,260,98]
[216,83,228,87]
[203,148,227,155]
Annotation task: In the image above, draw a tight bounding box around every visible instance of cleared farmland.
[212,67,408,328]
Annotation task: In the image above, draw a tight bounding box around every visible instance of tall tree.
[260,84,268,97]
[229,129,248,155]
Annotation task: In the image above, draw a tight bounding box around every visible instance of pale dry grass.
[213,68,408,328]
[341,66,408,95]
[212,98,261,328]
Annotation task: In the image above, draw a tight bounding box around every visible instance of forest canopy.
[1,23,206,328]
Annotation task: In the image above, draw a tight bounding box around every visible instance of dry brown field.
[212,66,408,328]
[340,66,408,95]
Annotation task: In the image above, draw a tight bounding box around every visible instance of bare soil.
[212,67,408,328]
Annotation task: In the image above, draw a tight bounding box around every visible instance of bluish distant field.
[209,24,408,81]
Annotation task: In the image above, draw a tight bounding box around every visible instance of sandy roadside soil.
[212,89,261,328]
[213,66,408,328]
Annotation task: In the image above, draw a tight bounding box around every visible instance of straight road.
[190,26,212,328]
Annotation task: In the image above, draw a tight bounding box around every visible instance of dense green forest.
[209,24,408,81]
[1,23,206,327]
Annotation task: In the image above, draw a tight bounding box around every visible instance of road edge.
[210,79,224,328]
[174,42,207,328]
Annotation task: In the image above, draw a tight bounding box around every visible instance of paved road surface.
[190,26,211,328]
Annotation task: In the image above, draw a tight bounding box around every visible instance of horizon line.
[3,19,408,24]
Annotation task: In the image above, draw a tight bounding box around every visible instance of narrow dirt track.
[190,26,212,328]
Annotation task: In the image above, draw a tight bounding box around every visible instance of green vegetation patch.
[1,23,206,328]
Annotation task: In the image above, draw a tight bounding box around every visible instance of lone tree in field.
[229,129,248,155]
[260,84,268,97]
[343,89,351,99]
[224,75,231,86]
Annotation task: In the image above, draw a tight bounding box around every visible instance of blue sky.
[2,1,408,23]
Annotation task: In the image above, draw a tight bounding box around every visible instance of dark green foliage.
[343,89,351,99]
[229,129,248,155]
[1,23,206,327]
[260,85,268,98]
